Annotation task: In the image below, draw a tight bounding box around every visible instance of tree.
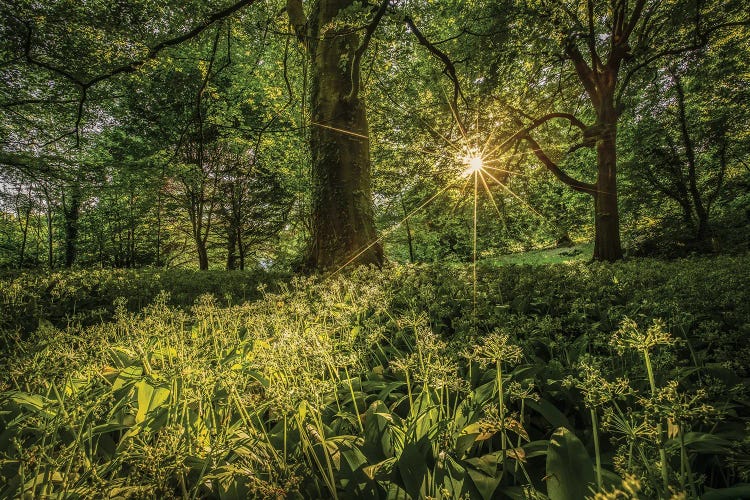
[287,0,386,270]
[477,0,749,260]
[624,30,750,242]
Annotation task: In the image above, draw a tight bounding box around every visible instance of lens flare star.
[461,150,485,177]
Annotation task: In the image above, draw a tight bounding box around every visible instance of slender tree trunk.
[238,229,245,270]
[156,170,164,267]
[672,69,711,241]
[196,238,209,270]
[680,202,695,229]
[45,196,53,268]
[17,190,31,269]
[401,195,415,263]
[302,0,382,270]
[226,223,237,270]
[63,185,81,268]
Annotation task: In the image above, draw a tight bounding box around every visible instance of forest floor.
[1,254,749,499]
[491,243,594,266]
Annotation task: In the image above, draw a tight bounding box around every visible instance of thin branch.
[522,133,597,194]
[622,0,647,42]
[403,15,465,128]
[86,0,257,87]
[586,0,603,71]
[17,0,257,148]
[348,0,389,102]
[616,18,750,110]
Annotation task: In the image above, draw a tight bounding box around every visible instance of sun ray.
[479,172,507,226]
[482,168,546,220]
[310,121,369,139]
[482,164,528,177]
[472,169,478,314]
[330,177,462,275]
[372,74,466,156]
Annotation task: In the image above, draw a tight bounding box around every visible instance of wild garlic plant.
[465,330,523,465]
[564,354,631,490]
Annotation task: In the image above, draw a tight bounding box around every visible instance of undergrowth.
[1,255,749,499]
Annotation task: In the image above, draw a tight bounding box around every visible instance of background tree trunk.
[63,184,81,268]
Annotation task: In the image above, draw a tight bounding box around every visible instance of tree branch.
[18,0,257,147]
[521,133,597,194]
[403,15,465,127]
[348,0,389,102]
[286,0,307,42]
[562,35,600,106]
[586,0,603,71]
[616,18,750,110]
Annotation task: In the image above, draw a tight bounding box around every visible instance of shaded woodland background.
[0,0,747,271]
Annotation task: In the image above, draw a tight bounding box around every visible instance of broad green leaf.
[436,454,466,499]
[702,484,750,500]
[527,398,570,429]
[545,427,595,500]
[398,441,428,499]
[466,461,503,500]
[112,365,143,392]
[135,379,170,423]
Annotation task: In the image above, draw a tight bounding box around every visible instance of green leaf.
[466,462,503,500]
[5,391,56,418]
[527,398,570,429]
[135,379,170,424]
[112,365,143,392]
[702,484,750,500]
[436,454,466,499]
[465,451,502,477]
[545,427,595,500]
[363,400,395,460]
[398,442,428,499]
[669,432,733,455]
[363,457,396,481]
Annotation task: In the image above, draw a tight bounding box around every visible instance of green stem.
[591,408,602,490]
[496,362,506,454]
[343,366,364,433]
[405,369,414,410]
[681,429,698,499]
[643,350,669,493]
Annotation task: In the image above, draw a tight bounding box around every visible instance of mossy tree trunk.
[288,0,384,270]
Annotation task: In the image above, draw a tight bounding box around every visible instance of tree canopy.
[1,0,748,270]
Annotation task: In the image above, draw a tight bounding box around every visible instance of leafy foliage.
[1,256,749,498]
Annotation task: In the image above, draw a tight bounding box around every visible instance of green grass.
[490,243,594,266]
[1,255,749,499]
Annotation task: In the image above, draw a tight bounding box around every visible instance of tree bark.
[592,104,623,261]
[44,187,53,268]
[62,184,81,268]
[16,187,32,269]
[294,0,383,270]
[226,219,237,270]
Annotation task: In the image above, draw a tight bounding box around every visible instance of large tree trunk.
[303,0,382,270]
[593,106,623,262]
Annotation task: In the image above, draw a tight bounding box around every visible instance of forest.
[0,0,749,498]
